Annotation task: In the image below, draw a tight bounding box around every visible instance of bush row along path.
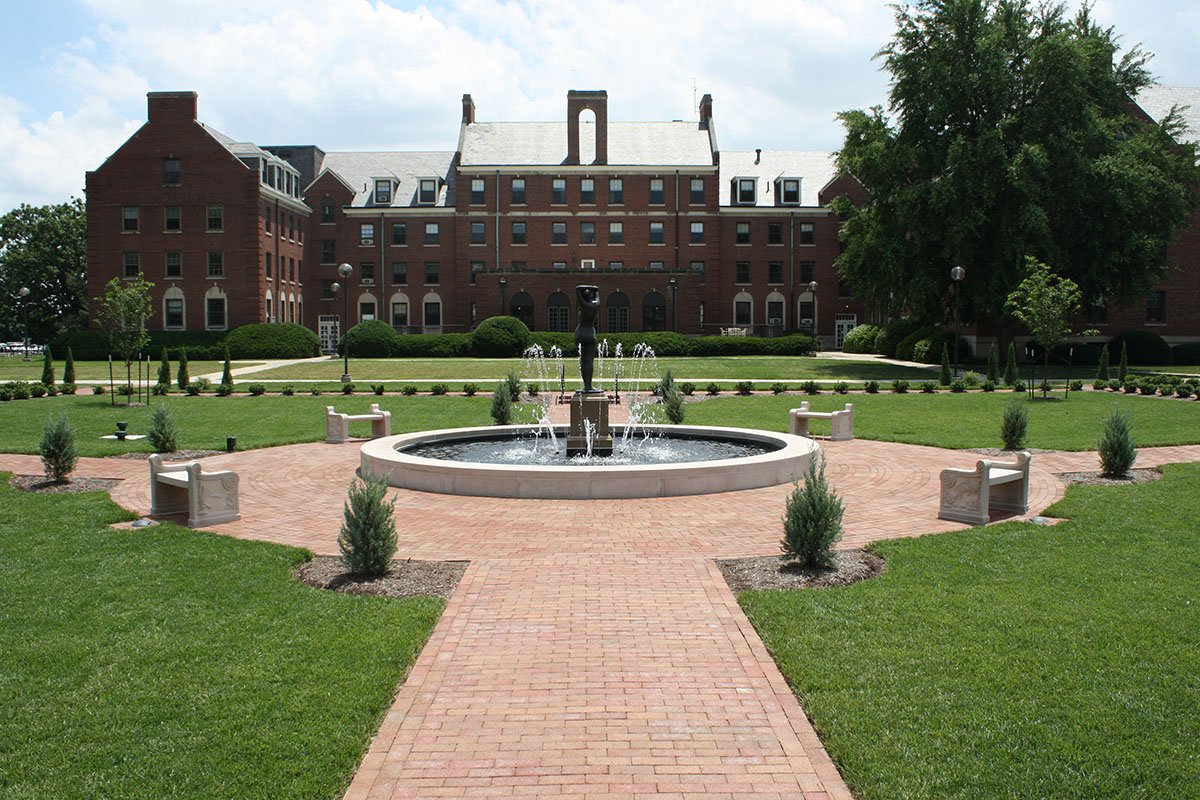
[4,438,1200,799]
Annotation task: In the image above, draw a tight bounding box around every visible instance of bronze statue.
[574,285,601,393]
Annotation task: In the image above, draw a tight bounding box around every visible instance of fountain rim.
[360,424,820,499]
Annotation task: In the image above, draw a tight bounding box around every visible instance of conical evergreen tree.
[157,349,171,387]
[41,348,55,387]
[986,344,999,383]
[1096,345,1110,382]
[1004,342,1018,386]
[63,346,75,385]
[221,349,233,387]
[939,343,952,385]
[177,348,190,390]
[1118,342,1128,383]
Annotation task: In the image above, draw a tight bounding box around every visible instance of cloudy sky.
[1,0,1197,213]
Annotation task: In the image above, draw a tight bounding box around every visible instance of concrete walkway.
[4,440,1199,799]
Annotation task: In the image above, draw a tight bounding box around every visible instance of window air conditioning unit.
[581,259,596,269]
[361,238,374,246]
[768,317,783,325]
[801,318,813,327]
[361,278,375,286]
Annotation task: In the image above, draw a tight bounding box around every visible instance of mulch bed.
[107,450,223,461]
[718,549,885,593]
[9,475,120,494]
[1059,468,1161,486]
[295,556,467,600]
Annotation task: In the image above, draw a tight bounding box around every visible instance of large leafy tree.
[0,198,87,341]
[834,0,1199,327]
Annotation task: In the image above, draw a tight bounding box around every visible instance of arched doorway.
[510,291,534,330]
[606,291,630,333]
[546,291,571,332]
[642,291,666,332]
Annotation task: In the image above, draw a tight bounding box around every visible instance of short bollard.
[226,437,237,453]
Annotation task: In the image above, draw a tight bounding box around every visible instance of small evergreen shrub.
[310,386,322,396]
[680,382,695,396]
[147,404,179,453]
[963,371,981,388]
[1093,379,1109,391]
[986,344,999,383]
[949,379,966,393]
[176,349,190,390]
[1176,383,1195,399]
[247,383,266,396]
[921,381,938,393]
[1122,380,1138,394]
[30,384,47,398]
[471,316,532,358]
[770,382,788,395]
[224,322,321,359]
[63,346,76,385]
[342,382,356,395]
[1011,380,1026,393]
[1004,342,1018,386]
[735,381,754,396]
[780,455,844,568]
[220,350,233,386]
[1001,400,1028,450]
[490,380,514,424]
[46,386,59,397]
[186,381,203,396]
[116,384,133,397]
[1096,345,1110,382]
[93,385,106,395]
[157,349,171,388]
[939,343,952,386]
[892,380,909,394]
[151,384,169,396]
[280,384,295,396]
[1138,381,1156,396]
[833,381,849,394]
[1098,408,1137,478]
[463,383,480,397]
[504,371,522,402]
[660,370,685,424]
[41,349,55,387]
[401,385,418,396]
[372,384,385,396]
[982,380,996,392]
[1069,379,1083,392]
[802,380,820,395]
[526,382,540,397]
[61,383,76,396]
[430,383,449,396]
[337,471,398,577]
[864,380,880,394]
[215,383,233,397]
[1117,342,1129,382]
[40,413,78,482]
[706,383,721,396]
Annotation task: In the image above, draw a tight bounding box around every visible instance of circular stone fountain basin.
[360,424,819,499]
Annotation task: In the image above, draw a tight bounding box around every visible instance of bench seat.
[326,403,392,443]
[938,451,1031,525]
[789,401,854,441]
[149,454,240,528]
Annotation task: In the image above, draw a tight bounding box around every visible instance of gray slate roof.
[1134,85,1200,144]
[318,151,457,207]
[202,124,274,162]
[717,151,837,207]
[460,122,713,167]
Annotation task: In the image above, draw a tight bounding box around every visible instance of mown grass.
[684,391,1200,450]
[740,463,1200,800]
[0,477,443,799]
[0,394,492,456]
[0,360,237,382]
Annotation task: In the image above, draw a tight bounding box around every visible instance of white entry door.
[835,314,858,349]
[319,315,340,354]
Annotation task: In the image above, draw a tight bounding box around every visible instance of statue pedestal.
[567,392,613,456]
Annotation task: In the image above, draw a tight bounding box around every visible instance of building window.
[374,179,392,204]
[265,253,273,278]
[838,279,852,298]
[123,252,139,278]
[511,177,526,205]
[263,208,272,233]
[643,292,667,331]
[360,223,375,245]
[508,221,524,245]
[609,261,624,270]
[736,261,751,284]
[608,221,623,244]
[736,178,757,205]
[392,222,406,245]
[424,300,442,326]
[424,261,439,284]
[768,222,783,245]
[360,262,375,285]
[425,223,439,245]
[165,297,184,328]
[359,300,376,322]
[547,293,570,332]
[551,178,566,205]
[607,294,630,332]
[767,299,784,325]
[649,178,664,205]
[164,206,181,231]
[1146,291,1166,323]
[418,178,437,205]
[470,178,485,205]
[735,300,752,326]
[392,300,408,328]
[690,178,704,204]
[1084,296,1107,325]
[321,199,335,222]
[321,240,335,263]
[581,221,595,244]
[511,261,526,271]
[471,260,484,283]
[799,223,815,244]
[609,178,623,204]
[165,251,181,278]
[122,206,139,232]
[392,262,407,285]
[553,261,567,270]
[689,221,704,243]
[471,221,486,245]
[207,252,224,278]
[650,260,664,270]
[206,205,223,232]
[163,159,180,185]
[580,178,595,204]
[736,222,751,244]
[551,222,567,244]
[800,261,815,284]
[768,261,783,284]
[649,221,664,244]
[781,178,801,205]
[206,296,227,329]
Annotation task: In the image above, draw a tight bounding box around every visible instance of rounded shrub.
[894,325,939,362]
[344,320,401,358]
[1001,400,1028,450]
[1107,331,1172,366]
[1172,341,1200,365]
[471,316,531,358]
[874,318,924,358]
[840,324,881,354]
[224,323,321,359]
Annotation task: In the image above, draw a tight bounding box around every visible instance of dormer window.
[778,178,801,206]
[734,177,756,205]
[163,159,180,185]
[321,199,335,223]
[418,178,438,205]
[374,179,393,205]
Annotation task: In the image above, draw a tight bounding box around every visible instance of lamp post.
[337,262,353,382]
[668,276,677,332]
[951,265,965,377]
[499,276,508,317]
[807,281,818,340]
[329,281,341,356]
[17,287,30,361]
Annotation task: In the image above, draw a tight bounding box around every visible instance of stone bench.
[938,450,1031,525]
[789,401,854,441]
[149,453,241,528]
[326,403,392,443]
[721,327,748,336]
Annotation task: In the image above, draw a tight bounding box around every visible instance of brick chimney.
[147,91,198,125]
[566,90,608,165]
[698,93,713,130]
[462,93,476,125]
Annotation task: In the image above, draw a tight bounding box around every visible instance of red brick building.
[86,88,1197,351]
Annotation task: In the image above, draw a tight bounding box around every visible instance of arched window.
[510,291,534,330]
[357,292,376,323]
[390,291,410,331]
[422,291,443,331]
[163,287,185,330]
[765,290,786,329]
[733,290,753,329]
[264,289,274,323]
[546,291,571,333]
[578,108,597,165]
[204,286,228,330]
[642,291,666,332]
[288,292,296,323]
[606,291,630,333]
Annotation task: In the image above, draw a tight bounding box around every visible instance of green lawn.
[0,359,240,383]
[685,390,1200,450]
[0,478,444,799]
[0,394,493,456]
[740,463,1200,799]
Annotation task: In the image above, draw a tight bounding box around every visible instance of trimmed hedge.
[894,325,940,362]
[392,333,472,358]
[48,329,227,361]
[1108,330,1172,366]
[528,332,577,355]
[224,323,321,359]
[840,324,881,354]
[344,320,400,357]
[471,316,531,358]
[1172,341,1200,365]
[686,333,818,356]
[874,318,924,358]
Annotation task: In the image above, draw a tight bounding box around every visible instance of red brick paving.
[4,439,1200,799]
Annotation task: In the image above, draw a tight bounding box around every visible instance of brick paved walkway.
[4,439,1200,799]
